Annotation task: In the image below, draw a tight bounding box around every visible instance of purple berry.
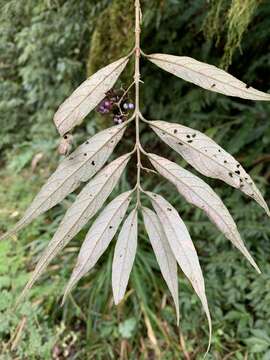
[128,103,134,110]
[104,100,111,108]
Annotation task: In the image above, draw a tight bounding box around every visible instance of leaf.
[17,153,130,303]
[0,124,126,242]
[142,207,179,323]
[147,53,270,101]
[148,153,260,273]
[112,209,138,305]
[150,120,269,216]
[54,56,129,135]
[62,190,132,303]
[146,191,212,352]
[119,318,137,339]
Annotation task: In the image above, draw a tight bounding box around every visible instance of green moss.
[87,0,134,77]
[203,0,260,69]
[221,0,259,69]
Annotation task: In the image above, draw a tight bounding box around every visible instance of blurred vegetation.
[0,0,270,359]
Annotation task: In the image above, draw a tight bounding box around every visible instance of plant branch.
[134,0,142,207]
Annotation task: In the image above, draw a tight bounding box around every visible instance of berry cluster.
[96,88,134,124]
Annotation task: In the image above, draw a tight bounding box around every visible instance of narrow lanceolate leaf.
[147,53,270,101]
[147,191,212,350]
[150,120,269,216]
[0,124,127,242]
[62,191,132,303]
[17,154,130,303]
[112,209,138,305]
[54,56,129,135]
[142,207,179,323]
[148,153,260,273]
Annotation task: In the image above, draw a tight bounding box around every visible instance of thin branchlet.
[134,0,142,208]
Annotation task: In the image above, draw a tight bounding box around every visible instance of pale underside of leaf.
[147,53,270,101]
[17,153,130,304]
[146,191,212,352]
[54,56,129,135]
[148,153,260,273]
[150,120,269,216]
[0,124,127,242]
[112,209,138,305]
[62,191,132,303]
[142,207,179,324]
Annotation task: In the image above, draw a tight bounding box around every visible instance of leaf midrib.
[57,57,128,128]
[21,125,126,225]
[148,55,270,99]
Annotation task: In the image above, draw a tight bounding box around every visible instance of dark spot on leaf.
[240,178,243,182]
[192,134,196,138]
[178,142,183,146]
[218,149,221,153]
[229,172,233,177]
[246,84,250,89]
[211,84,216,88]
[109,226,113,229]
[235,170,240,175]
[187,140,193,143]
[64,135,68,139]
[91,161,95,166]
[84,153,87,156]
[187,135,191,138]
[237,164,240,168]
[224,160,227,163]
[167,208,172,211]
[86,141,89,144]
[174,129,177,134]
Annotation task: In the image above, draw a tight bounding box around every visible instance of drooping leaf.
[150,120,269,216]
[17,153,131,303]
[142,207,179,323]
[147,53,270,101]
[112,209,138,305]
[146,191,212,350]
[54,56,129,135]
[0,124,127,242]
[148,153,260,273]
[62,191,132,303]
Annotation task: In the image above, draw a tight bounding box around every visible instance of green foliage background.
[0,0,270,359]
